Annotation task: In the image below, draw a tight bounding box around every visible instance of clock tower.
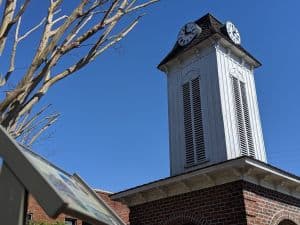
[112,13,300,225]
[158,14,267,176]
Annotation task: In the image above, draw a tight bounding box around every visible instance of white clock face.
[177,22,202,47]
[226,21,241,45]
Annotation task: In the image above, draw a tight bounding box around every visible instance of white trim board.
[111,157,300,206]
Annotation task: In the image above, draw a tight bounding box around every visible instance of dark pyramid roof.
[158,13,261,69]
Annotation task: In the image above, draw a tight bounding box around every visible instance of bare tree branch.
[0,0,17,54]
[27,113,59,146]
[14,104,52,137]
[0,0,31,54]
[0,0,159,146]
[126,0,158,13]
[18,17,46,42]
[11,0,30,23]
[0,16,46,87]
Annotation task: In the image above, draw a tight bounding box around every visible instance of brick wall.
[243,182,300,225]
[129,181,300,225]
[27,180,300,225]
[97,191,129,224]
[27,190,129,225]
[27,195,67,224]
[129,181,247,225]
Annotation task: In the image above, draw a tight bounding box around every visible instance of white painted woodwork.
[163,39,266,176]
[111,157,300,206]
[216,44,266,163]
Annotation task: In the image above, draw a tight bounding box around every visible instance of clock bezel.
[225,21,241,45]
[177,22,202,47]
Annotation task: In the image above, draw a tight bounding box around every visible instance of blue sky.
[9,1,300,192]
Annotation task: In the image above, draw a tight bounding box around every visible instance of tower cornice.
[111,157,300,206]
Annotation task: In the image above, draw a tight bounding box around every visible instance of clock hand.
[185,25,188,34]
[185,25,194,34]
[232,30,238,38]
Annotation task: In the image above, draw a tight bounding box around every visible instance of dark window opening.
[26,213,33,225]
[278,220,297,225]
[65,218,77,225]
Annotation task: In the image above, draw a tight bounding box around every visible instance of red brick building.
[111,157,300,225]
[26,13,300,225]
[28,158,300,225]
[27,189,129,225]
[110,13,300,225]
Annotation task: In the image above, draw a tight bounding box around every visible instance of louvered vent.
[182,83,194,165]
[231,77,255,158]
[182,77,206,166]
[240,83,255,157]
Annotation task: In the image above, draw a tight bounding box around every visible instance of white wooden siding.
[216,44,266,162]
[165,42,266,176]
[166,46,227,175]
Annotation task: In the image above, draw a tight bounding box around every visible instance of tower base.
[112,157,300,225]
